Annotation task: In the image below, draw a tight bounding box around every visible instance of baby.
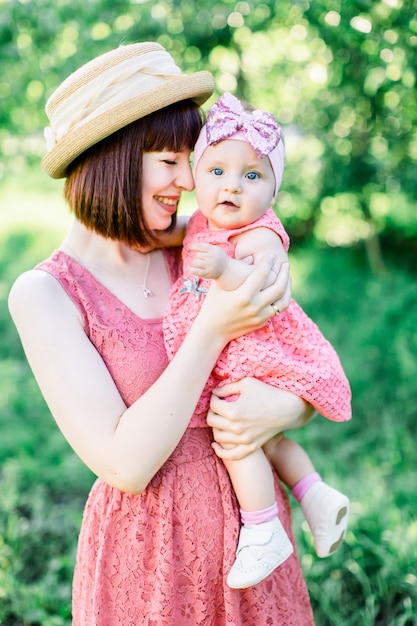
[163,92,351,589]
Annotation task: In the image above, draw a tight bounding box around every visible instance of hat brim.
[41,71,214,179]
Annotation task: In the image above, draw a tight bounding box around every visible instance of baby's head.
[193,92,284,199]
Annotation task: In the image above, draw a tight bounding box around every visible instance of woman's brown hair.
[63,100,203,248]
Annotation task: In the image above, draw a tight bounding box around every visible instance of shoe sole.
[317,502,349,558]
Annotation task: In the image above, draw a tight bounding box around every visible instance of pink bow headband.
[193,92,285,198]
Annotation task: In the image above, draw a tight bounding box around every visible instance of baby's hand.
[189,243,228,280]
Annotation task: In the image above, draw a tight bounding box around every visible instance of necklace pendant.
[142,286,153,298]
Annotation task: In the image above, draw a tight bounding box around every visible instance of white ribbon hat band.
[45,51,182,151]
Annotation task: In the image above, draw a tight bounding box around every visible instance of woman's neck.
[60,219,172,318]
[61,219,140,266]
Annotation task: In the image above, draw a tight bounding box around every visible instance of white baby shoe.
[300,481,349,558]
[226,517,294,589]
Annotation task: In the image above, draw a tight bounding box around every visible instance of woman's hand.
[197,257,291,345]
[207,378,315,461]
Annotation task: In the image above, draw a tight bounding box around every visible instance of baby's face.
[194,139,276,231]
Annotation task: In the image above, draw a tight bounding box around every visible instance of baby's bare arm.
[189,242,253,290]
[232,227,288,269]
[189,227,289,292]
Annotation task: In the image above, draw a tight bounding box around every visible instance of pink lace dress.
[36,248,314,626]
[164,208,351,427]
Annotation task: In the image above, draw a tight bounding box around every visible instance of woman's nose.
[176,161,195,191]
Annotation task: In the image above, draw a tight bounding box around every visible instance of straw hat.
[41,42,214,178]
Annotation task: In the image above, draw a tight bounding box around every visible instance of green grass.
[1,171,416,624]
[289,244,417,625]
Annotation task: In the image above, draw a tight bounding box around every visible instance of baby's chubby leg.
[264,435,349,558]
[223,447,276,512]
[263,433,316,489]
[222,449,293,589]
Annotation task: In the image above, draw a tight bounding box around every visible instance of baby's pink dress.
[36,248,314,626]
[164,208,351,426]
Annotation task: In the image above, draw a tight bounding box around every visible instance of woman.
[8,42,315,624]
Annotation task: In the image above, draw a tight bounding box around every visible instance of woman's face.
[142,150,195,231]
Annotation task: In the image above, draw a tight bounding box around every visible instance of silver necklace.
[63,243,154,298]
[138,254,153,298]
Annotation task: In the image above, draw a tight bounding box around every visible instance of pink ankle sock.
[292,472,322,503]
[240,502,278,526]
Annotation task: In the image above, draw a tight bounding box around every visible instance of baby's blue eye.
[246,171,260,180]
[212,167,224,176]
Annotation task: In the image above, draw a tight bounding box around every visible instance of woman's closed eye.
[159,151,180,165]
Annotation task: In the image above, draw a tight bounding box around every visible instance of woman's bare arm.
[8,257,289,494]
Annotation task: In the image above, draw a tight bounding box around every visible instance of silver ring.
[271,303,280,315]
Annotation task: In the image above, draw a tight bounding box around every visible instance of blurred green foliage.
[1,0,416,260]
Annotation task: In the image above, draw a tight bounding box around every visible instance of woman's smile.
[154,195,180,214]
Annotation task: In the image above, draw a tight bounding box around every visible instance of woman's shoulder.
[9,265,63,304]
[9,250,77,307]
[9,249,87,322]
[8,265,81,336]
